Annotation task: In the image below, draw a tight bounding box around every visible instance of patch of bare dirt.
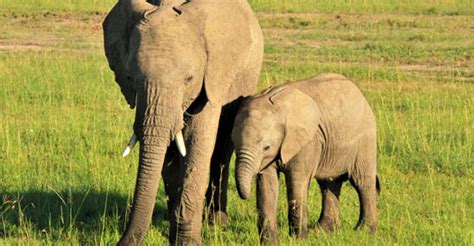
[0,10,104,53]
[0,40,53,51]
[0,39,58,51]
[398,64,467,72]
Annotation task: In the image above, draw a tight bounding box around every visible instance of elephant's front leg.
[170,103,222,245]
[257,165,279,245]
[285,168,310,239]
[162,145,181,221]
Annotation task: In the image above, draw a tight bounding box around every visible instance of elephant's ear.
[200,3,261,107]
[270,88,319,163]
[103,2,136,108]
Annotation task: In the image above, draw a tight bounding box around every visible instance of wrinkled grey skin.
[232,73,379,244]
[103,0,263,244]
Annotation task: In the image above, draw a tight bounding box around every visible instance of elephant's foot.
[355,220,377,234]
[170,220,204,246]
[260,229,278,246]
[170,218,202,246]
[208,211,228,226]
[315,218,338,232]
[289,227,308,240]
[289,220,308,240]
[118,233,144,246]
[170,237,200,246]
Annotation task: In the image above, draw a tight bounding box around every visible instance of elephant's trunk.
[235,149,260,200]
[119,86,181,245]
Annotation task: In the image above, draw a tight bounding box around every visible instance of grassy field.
[1,0,473,245]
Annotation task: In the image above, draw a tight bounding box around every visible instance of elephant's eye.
[263,145,271,151]
[185,75,193,82]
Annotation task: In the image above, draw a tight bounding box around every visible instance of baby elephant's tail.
[376,175,381,194]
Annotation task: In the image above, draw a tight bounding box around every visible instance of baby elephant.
[231,73,379,243]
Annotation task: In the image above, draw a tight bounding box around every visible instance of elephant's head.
[231,87,320,199]
[103,0,262,244]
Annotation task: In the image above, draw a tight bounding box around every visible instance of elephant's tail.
[376,175,381,194]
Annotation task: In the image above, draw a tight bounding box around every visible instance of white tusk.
[175,130,186,157]
[122,133,138,158]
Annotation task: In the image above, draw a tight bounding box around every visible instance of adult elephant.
[103,0,263,245]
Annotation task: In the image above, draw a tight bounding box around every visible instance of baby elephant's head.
[232,87,319,199]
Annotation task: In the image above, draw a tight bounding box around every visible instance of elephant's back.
[195,0,262,28]
[292,74,376,177]
[290,73,375,142]
[290,73,369,110]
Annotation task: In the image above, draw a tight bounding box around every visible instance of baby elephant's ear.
[271,88,319,163]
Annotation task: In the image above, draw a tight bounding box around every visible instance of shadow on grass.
[0,189,169,241]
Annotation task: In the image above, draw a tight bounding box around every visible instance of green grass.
[251,0,474,15]
[1,0,473,15]
[1,0,473,245]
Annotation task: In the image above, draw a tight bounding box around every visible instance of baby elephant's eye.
[185,75,193,82]
[263,145,271,151]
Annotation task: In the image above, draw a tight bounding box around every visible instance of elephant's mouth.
[182,97,194,112]
[259,158,278,172]
[122,129,187,158]
[183,89,207,116]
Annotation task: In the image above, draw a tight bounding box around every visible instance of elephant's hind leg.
[205,101,242,226]
[350,135,378,234]
[349,176,377,234]
[205,142,232,226]
[316,178,344,232]
[204,109,236,226]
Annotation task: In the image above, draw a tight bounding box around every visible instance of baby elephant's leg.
[316,178,343,232]
[350,134,378,234]
[349,175,377,233]
[257,166,279,244]
[285,170,311,239]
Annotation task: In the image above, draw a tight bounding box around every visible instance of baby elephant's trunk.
[235,150,259,199]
